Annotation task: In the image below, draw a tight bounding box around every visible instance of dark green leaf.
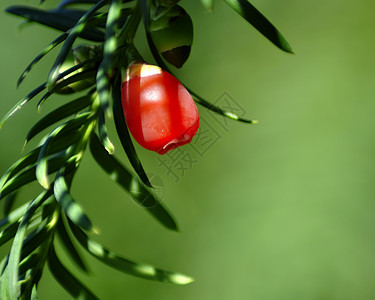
[48,0,109,88]
[189,89,258,124]
[48,245,98,300]
[18,210,55,298]
[9,143,70,192]
[223,0,293,53]
[0,130,81,195]
[0,222,19,247]
[6,192,48,299]
[20,222,51,261]
[3,192,18,216]
[98,109,115,154]
[95,67,111,119]
[54,162,96,233]
[69,221,194,285]
[139,0,151,29]
[90,134,178,231]
[6,6,105,42]
[58,0,102,9]
[36,112,91,189]
[0,150,40,194]
[18,33,68,88]
[0,156,67,200]
[56,217,89,273]
[112,75,152,187]
[18,254,39,281]
[0,83,46,129]
[102,0,122,68]
[0,203,28,230]
[96,0,122,117]
[38,69,97,110]
[21,203,56,260]
[53,57,99,85]
[26,94,92,144]
[88,8,132,29]
[57,0,135,8]
[17,260,40,300]
[19,267,43,299]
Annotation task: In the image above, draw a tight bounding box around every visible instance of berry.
[121,63,199,154]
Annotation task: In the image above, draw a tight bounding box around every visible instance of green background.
[1,0,375,299]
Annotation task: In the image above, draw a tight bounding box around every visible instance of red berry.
[121,63,199,155]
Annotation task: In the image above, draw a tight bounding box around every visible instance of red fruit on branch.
[121,63,199,155]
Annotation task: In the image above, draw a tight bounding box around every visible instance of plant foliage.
[0,0,292,298]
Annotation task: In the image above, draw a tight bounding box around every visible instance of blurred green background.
[1,0,375,299]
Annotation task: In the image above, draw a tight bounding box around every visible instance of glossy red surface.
[121,64,199,154]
